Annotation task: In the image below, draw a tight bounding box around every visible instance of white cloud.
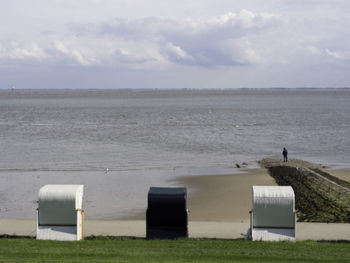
[53,41,95,66]
[162,42,194,63]
[209,9,278,29]
[0,42,47,61]
[326,48,350,60]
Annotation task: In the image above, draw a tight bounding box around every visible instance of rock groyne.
[259,158,350,223]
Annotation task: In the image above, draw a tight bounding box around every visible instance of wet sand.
[174,164,350,223]
[174,168,277,222]
[327,169,350,183]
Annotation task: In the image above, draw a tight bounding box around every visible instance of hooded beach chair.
[146,187,188,239]
[250,186,296,241]
[36,184,84,241]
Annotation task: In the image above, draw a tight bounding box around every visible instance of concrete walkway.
[1,219,350,241]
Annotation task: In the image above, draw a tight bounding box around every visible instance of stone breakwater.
[259,159,350,223]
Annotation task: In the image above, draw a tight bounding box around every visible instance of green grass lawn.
[0,238,349,263]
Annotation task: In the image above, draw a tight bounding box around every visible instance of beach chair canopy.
[252,186,295,228]
[148,187,187,210]
[38,184,84,226]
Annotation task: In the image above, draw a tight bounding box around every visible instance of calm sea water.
[0,89,349,219]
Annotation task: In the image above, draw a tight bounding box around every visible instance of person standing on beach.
[283,147,288,162]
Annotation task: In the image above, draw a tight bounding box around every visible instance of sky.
[1,0,350,89]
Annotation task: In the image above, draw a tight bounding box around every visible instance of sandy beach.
[1,164,350,240]
[327,169,350,183]
[2,218,350,241]
[174,168,277,222]
[174,164,350,223]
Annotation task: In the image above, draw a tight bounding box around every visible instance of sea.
[0,89,349,219]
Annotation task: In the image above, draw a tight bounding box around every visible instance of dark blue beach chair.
[146,187,188,239]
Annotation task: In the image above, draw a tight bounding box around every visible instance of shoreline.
[1,162,350,240]
[1,163,349,222]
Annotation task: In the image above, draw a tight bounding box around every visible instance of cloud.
[158,10,277,66]
[0,42,47,61]
[161,42,194,64]
[53,41,92,66]
[326,48,350,60]
[112,48,157,65]
[92,9,280,67]
[2,3,350,89]
[0,9,281,69]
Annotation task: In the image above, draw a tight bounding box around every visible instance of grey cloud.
[80,10,281,67]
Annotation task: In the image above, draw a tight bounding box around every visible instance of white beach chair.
[250,186,296,241]
[36,184,84,241]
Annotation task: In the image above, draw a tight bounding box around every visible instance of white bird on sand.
[105,168,109,174]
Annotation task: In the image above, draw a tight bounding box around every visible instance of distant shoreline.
[1,87,350,91]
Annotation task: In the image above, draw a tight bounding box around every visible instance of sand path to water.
[174,168,277,222]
